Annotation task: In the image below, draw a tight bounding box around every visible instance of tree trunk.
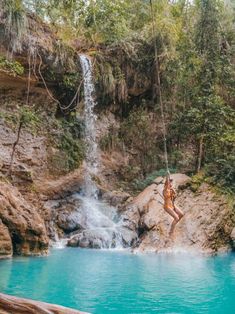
[197,135,204,173]
[8,120,23,176]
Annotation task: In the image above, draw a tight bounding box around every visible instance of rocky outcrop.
[0,219,12,258]
[0,123,48,183]
[102,190,131,207]
[122,174,235,254]
[0,293,88,314]
[36,168,84,200]
[0,182,49,257]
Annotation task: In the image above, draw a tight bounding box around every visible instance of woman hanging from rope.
[149,0,184,235]
[163,174,184,236]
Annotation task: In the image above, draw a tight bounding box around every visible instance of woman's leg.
[174,205,184,220]
[164,207,180,236]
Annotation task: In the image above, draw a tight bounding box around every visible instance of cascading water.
[79,54,99,198]
[73,54,136,249]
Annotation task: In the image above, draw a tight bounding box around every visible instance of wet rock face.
[67,227,137,249]
[44,197,85,235]
[0,219,12,258]
[231,228,235,249]
[68,229,117,249]
[102,190,131,207]
[0,182,49,257]
[45,193,138,249]
[121,174,235,254]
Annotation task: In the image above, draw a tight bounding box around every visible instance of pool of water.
[0,248,235,314]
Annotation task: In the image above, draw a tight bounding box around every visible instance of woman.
[163,176,184,236]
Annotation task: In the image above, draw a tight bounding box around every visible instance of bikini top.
[163,187,176,202]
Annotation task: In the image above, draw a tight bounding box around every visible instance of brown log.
[0,293,89,314]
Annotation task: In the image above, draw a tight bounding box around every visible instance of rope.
[26,52,31,106]
[37,52,84,111]
[149,0,170,175]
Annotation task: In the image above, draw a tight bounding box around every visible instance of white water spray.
[80,54,99,198]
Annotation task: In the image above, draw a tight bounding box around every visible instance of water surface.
[0,248,235,314]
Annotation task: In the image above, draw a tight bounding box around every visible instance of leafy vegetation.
[3,0,28,53]
[0,56,24,76]
[48,116,85,175]
[0,105,43,133]
[3,0,235,192]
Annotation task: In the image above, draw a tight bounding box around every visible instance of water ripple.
[0,248,235,314]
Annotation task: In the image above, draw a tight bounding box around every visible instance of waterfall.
[80,54,99,198]
[66,55,137,249]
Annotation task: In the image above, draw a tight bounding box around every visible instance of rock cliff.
[0,182,48,257]
[121,174,235,254]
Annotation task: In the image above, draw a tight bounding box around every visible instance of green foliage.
[206,156,235,193]
[2,0,234,194]
[0,56,24,76]
[190,172,206,192]
[3,0,27,53]
[57,132,84,172]
[99,124,121,152]
[0,105,43,134]
[132,168,177,192]
[165,0,235,193]
[53,117,85,172]
[62,73,80,90]
[26,0,149,45]
[19,106,42,131]
[95,56,128,105]
[120,106,160,177]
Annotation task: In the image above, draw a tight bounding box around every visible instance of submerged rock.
[0,182,49,257]
[0,293,88,314]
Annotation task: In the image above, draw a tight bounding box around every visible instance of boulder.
[117,226,138,247]
[0,182,49,256]
[68,226,138,249]
[102,190,131,207]
[121,204,140,231]
[68,229,116,249]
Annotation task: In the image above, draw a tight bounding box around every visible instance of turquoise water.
[0,249,235,314]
